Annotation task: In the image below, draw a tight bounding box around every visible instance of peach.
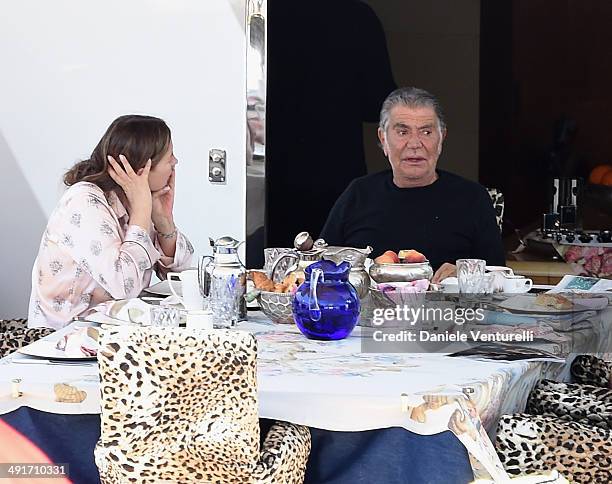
[398,249,426,263]
[375,250,399,264]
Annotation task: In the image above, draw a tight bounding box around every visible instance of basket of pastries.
[248,270,304,324]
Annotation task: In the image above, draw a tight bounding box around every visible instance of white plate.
[143,280,181,297]
[18,339,97,361]
[79,313,132,326]
[497,294,590,314]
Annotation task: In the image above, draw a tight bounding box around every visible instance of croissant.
[54,383,87,403]
[250,271,275,292]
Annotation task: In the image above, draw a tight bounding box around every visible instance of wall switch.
[209,149,226,183]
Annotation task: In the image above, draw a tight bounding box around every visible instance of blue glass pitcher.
[292,259,360,340]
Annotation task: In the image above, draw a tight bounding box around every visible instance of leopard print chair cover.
[95,327,311,483]
[526,379,612,430]
[571,355,612,388]
[0,318,54,359]
[487,188,505,232]
[496,414,612,483]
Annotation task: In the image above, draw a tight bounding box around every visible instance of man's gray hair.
[379,87,446,132]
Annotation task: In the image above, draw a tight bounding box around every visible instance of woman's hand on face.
[107,155,152,229]
[432,263,457,284]
[151,169,175,233]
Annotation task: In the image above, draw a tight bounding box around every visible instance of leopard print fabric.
[95,327,310,483]
[253,421,311,483]
[526,379,612,430]
[571,355,612,388]
[0,318,54,359]
[496,413,612,483]
[487,188,505,232]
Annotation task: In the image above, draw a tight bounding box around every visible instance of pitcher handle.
[198,256,214,297]
[308,268,324,322]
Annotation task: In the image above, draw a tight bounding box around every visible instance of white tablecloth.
[1,308,610,480]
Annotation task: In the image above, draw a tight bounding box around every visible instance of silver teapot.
[269,233,373,300]
[322,245,373,299]
[269,232,326,282]
[199,236,247,324]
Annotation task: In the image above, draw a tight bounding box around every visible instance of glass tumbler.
[150,306,181,328]
[456,259,486,305]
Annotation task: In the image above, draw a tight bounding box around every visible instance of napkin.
[377,279,429,306]
[88,298,154,325]
[56,327,98,357]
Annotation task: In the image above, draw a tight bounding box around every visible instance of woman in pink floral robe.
[28,115,193,329]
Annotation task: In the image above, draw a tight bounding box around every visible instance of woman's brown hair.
[64,115,171,191]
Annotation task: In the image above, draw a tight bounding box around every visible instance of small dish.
[143,280,182,297]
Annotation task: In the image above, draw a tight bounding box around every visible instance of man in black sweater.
[320,87,505,282]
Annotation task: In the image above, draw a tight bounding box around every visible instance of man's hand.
[432,263,456,284]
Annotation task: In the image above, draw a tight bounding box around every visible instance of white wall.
[0,0,247,318]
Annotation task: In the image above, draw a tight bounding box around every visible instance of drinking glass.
[456,259,486,306]
[150,306,180,328]
[209,275,239,329]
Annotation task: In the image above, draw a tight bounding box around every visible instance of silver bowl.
[369,261,433,283]
[257,291,295,324]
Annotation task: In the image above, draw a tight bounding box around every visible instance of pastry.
[534,293,573,310]
[54,383,87,403]
[249,271,275,292]
[273,272,305,293]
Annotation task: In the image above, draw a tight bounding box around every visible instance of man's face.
[378,104,446,187]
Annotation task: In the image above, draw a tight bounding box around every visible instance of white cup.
[186,310,214,330]
[167,269,204,310]
[486,265,514,276]
[502,275,533,293]
[440,277,459,293]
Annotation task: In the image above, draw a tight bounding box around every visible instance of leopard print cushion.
[496,413,612,483]
[487,188,505,232]
[0,319,54,359]
[95,327,310,483]
[254,421,311,483]
[526,379,612,431]
[0,318,28,332]
[571,355,612,388]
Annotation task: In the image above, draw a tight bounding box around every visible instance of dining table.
[1,298,610,484]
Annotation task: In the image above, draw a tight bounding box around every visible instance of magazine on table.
[548,275,612,294]
[447,343,565,363]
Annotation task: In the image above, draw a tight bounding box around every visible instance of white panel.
[0,0,246,317]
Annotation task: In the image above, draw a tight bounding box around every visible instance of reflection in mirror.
[246,0,266,268]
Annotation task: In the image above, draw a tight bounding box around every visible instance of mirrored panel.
[245,0,267,268]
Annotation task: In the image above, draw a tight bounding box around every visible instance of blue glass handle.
[308,268,324,321]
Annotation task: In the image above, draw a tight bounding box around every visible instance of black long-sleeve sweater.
[320,169,505,271]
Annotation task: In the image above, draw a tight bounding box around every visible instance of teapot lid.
[210,236,242,249]
[304,258,351,279]
[293,232,328,252]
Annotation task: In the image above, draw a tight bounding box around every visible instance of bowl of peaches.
[369,249,433,283]
[247,270,304,324]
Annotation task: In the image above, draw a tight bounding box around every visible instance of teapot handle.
[235,240,247,268]
[198,255,214,297]
[269,251,299,281]
[308,268,324,322]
